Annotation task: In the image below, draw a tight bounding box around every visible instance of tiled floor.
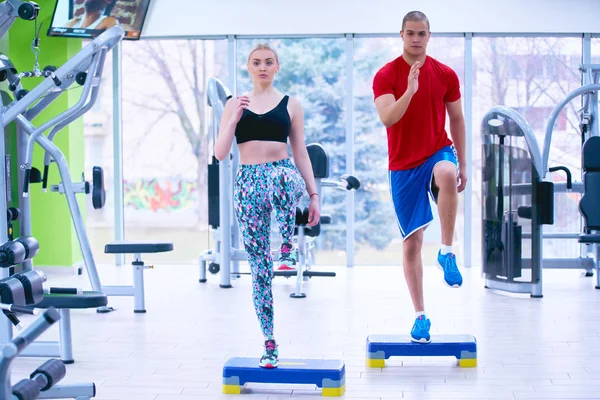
[6,260,600,399]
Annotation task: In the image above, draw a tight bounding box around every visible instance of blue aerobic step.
[222,357,345,396]
[366,334,477,367]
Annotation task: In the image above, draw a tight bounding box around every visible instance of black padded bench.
[578,136,600,289]
[103,241,174,313]
[36,291,108,309]
[105,241,174,254]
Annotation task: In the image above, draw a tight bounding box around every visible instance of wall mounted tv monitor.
[48,0,152,40]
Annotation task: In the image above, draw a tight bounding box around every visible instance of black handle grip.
[47,287,80,295]
[341,174,361,191]
[23,169,31,195]
[549,166,572,190]
[6,304,37,315]
[2,309,20,326]
[42,165,49,190]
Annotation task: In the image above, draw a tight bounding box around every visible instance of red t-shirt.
[373,55,461,170]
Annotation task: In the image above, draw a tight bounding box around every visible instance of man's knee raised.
[434,163,457,189]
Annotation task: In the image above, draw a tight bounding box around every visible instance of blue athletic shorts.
[388,145,458,240]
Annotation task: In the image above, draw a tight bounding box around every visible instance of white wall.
[142,0,600,37]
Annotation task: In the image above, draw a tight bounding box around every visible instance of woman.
[214,43,320,368]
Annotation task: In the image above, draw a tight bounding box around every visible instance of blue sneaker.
[437,251,463,288]
[410,315,431,343]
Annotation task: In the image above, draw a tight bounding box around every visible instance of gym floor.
[8,262,600,400]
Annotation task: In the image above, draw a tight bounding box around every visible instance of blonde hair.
[247,43,279,64]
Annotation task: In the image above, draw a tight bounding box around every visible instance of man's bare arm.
[374,61,420,127]
[375,92,414,127]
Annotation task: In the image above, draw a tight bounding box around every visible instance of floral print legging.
[234,158,306,338]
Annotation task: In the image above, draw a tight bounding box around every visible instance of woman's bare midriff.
[238,141,289,165]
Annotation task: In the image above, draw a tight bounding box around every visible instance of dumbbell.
[0,270,48,312]
[12,359,66,400]
[14,236,40,263]
[0,240,26,269]
[0,275,27,306]
[0,275,31,328]
[0,237,39,269]
[13,270,46,305]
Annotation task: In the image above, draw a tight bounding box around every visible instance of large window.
[84,39,229,264]
[472,37,583,265]
[236,38,347,266]
[84,34,593,268]
[353,36,465,266]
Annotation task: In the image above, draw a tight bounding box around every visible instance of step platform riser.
[222,357,346,397]
[366,334,477,368]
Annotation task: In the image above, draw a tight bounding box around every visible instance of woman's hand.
[307,195,321,227]
[230,95,250,124]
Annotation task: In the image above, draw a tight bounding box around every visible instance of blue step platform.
[222,357,345,396]
[366,334,477,368]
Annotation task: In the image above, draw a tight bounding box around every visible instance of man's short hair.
[402,11,430,31]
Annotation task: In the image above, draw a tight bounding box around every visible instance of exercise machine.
[200,77,240,288]
[481,64,600,297]
[198,77,360,295]
[0,21,123,311]
[0,24,111,361]
[0,3,124,365]
[578,135,600,289]
[0,270,96,399]
[0,5,173,314]
[481,107,549,297]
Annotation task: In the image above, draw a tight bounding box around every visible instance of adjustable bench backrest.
[307,143,329,180]
[299,143,331,237]
[580,136,600,230]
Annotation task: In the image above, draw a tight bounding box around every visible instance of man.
[65,0,118,31]
[372,10,467,344]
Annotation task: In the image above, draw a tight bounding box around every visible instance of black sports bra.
[235,95,291,145]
